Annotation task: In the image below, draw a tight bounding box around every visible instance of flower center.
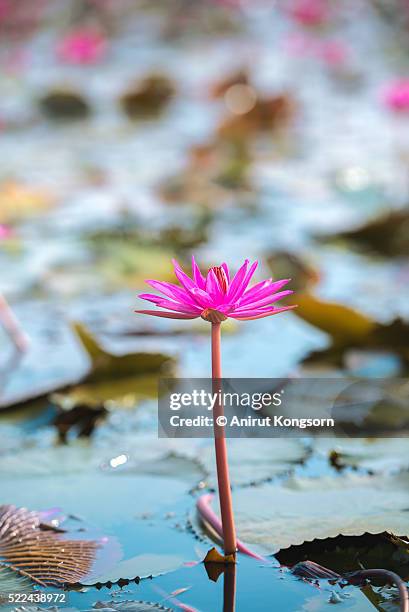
[210,266,228,294]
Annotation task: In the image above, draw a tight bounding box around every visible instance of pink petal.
[154,299,201,314]
[188,287,215,309]
[172,259,197,292]
[237,260,258,298]
[226,259,259,302]
[205,268,223,303]
[241,278,291,304]
[237,290,293,311]
[145,280,197,307]
[218,302,240,314]
[191,255,206,289]
[221,262,230,283]
[232,305,297,320]
[135,310,198,319]
[226,259,249,302]
[139,293,201,313]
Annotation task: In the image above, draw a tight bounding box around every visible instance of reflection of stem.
[211,322,236,556]
[0,294,29,353]
[223,562,236,612]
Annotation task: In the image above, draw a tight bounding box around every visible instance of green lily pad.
[231,471,409,553]
[315,438,409,473]
[82,553,184,586]
[193,438,308,488]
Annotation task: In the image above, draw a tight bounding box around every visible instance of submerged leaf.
[0,505,99,586]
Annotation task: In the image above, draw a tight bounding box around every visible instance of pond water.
[1,1,409,610]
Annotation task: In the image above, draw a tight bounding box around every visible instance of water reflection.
[223,562,236,612]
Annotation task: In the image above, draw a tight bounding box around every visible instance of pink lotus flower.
[57,28,107,65]
[319,40,348,67]
[383,79,409,113]
[286,0,330,26]
[136,257,295,322]
[0,224,13,239]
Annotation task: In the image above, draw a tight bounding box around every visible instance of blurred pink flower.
[319,40,348,67]
[383,79,409,113]
[136,257,295,322]
[283,33,349,68]
[0,0,11,21]
[286,0,330,26]
[57,28,107,65]
[0,224,13,239]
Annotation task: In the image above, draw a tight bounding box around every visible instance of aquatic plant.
[136,257,295,555]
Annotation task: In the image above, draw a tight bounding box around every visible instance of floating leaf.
[0,505,99,587]
[120,75,175,119]
[266,252,320,293]
[294,293,409,370]
[82,553,185,587]
[210,69,249,98]
[8,602,172,612]
[295,293,376,346]
[73,323,174,384]
[231,471,409,553]
[217,93,296,140]
[158,139,252,207]
[96,244,176,288]
[91,602,173,611]
[2,322,175,416]
[325,210,409,256]
[39,89,91,120]
[194,438,308,488]
[277,532,409,581]
[315,438,409,473]
[52,323,175,412]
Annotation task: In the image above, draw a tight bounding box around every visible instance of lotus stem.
[211,322,237,556]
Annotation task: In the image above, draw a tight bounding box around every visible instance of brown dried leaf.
[0,505,99,586]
